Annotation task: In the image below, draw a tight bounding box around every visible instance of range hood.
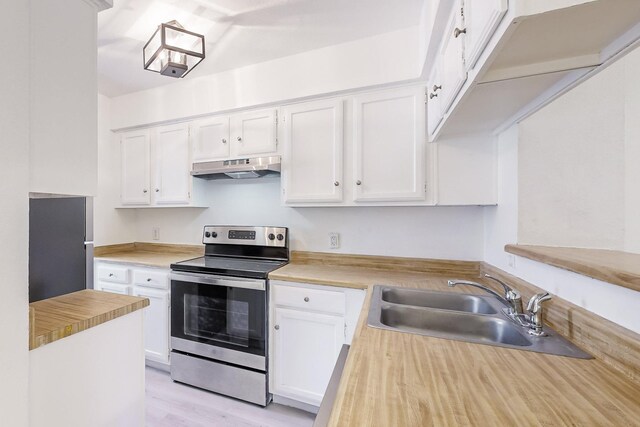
[191,156,281,180]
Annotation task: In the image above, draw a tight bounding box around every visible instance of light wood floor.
[146,367,316,427]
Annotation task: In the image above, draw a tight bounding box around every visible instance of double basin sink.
[367,285,591,359]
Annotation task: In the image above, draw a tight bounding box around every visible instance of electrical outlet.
[507,254,516,269]
[152,227,160,241]
[329,232,340,249]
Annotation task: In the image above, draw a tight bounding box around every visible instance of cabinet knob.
[109,273,114,277]
[143,189,148,193]
[334,181,340,187]
[274,325,280,330]
[237,136,242,142]
[155,188,160,193]
[454,27,466,38]
[304,297,310,302]
[432,84,442,92]
[356,180,362,186]
[146,278,152,282]
[222,138,227,144]
[429,93,438,99]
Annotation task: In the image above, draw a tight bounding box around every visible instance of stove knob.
[277,233,284,241]
[211,232,218,238]
[268,233,276,241]
[205,231,211,238]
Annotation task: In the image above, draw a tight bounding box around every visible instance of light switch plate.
[152,227,160,240]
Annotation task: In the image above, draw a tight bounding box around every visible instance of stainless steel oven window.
[183,293,251,347]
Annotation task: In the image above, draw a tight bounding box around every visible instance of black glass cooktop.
[170,256,288,279]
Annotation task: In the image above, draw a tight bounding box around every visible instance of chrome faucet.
[524,292,552,336]
[448,274,524,316]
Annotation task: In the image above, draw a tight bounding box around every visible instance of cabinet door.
[353,87,425,202]
[232,109,277,157]
[192,116,230,161]
[440,1,467,113]
[154,123,191,205]
[121,130,150,205]
[95,282,131,295]
[272,307,344,406]
[427,65,444,139]
[463,0,508,70]
[133,287,169,364]
[282,99,343,204]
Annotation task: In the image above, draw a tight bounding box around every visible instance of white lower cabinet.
[94,261,170,365]
[132,287,170,364]
[269,281,365,407]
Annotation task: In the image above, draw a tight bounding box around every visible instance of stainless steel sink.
[368,285,592,359]
[381,287,497,314]
[380,305,531,347]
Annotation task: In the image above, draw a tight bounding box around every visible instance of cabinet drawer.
[133,269,169,290]
[96,282,131,295]
[273,285,345,315]
[96,265,130,284]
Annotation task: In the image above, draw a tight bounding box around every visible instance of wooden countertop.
[94,242,204,268]
[30,290,149,350]
[506,244,640,292]
[270,260,640,426]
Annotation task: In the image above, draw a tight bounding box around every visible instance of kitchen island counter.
[29,289,148,350]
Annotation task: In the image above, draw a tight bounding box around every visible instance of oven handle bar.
[170,271,266,291]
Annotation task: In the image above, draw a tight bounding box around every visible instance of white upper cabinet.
[282,99,344,204]
[232,109,278,157]
[121,130,151,205]
[427,65,444,138]
[154,123,191,205]
[439,0,467,114]
[463,0,508,70]
[192,116,230,161]
[353,86,425,202]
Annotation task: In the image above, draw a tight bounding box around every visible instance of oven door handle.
[170,271,266,291]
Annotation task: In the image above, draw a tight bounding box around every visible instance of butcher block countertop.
[29,290,149,350]
[269,253,640,426]
[94,242,204,268]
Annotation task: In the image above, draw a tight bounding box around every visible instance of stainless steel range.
[169,225,289,406]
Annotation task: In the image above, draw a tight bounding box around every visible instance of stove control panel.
[202,226,288,247]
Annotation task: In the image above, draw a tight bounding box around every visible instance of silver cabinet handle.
[429,93,438,99]
[454,27,466,38]
[222,138,227,144]
[155,188,160,193]
[432,84,442,92]
[237,136,242,142]
[109,273,114,277]
[146,278,152,282]
[334,181,340,187]
[143,189,148,193]
[274,325,280,330]
[304,297,309,302]
[356,180,362,186]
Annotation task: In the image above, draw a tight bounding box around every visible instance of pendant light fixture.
[143,20,205,78]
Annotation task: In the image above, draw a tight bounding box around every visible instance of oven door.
[170,271,267,371]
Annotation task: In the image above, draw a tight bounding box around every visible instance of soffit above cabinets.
[97,0,423,97]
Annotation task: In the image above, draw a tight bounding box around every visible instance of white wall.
[518,47,640,252]
[29,0,98,197]
[0,1,30,424]
[95,94,137,245]
[110,27,420,130]
[485,129,640,334]
[127,179,485,260]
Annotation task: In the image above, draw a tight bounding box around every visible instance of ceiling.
[97,0,423,97]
